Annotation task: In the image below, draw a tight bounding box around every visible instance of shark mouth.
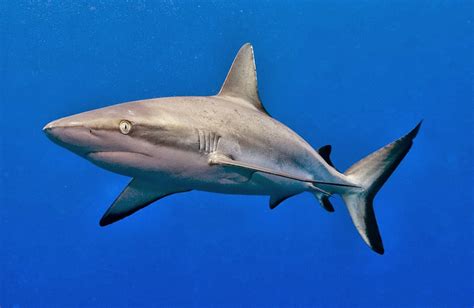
[87,151,152,159]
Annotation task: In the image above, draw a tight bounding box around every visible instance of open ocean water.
[0,1,472,307]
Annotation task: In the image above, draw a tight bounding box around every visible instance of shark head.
[43,103,163,177]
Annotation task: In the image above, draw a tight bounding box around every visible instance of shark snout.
[43,118,82,141]
[43,117,99,156]
[43,119,63,139]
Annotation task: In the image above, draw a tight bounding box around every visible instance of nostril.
[89,128,99,137]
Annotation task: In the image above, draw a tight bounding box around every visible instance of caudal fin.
[342,121,422,254]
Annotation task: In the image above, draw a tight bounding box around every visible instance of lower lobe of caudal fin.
[342,121,422,254]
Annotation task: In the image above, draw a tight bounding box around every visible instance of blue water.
[1,1,472,307]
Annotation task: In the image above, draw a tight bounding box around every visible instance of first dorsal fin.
[217,43,269,115]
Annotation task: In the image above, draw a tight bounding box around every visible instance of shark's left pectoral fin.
[208,154,308,182]
[208,154,343,192]
[99,179,189,226]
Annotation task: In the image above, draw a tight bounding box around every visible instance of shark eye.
[119,120,132,134]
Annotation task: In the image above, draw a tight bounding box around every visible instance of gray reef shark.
[44,43,421,254]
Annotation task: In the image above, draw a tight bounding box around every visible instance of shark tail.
[340,121,422,254]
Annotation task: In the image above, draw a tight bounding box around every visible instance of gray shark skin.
[44,43,421,254]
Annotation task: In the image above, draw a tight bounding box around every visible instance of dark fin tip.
[318,145,336,169]
[371,242,385,255]
[99,216,112,227]
[320,144,332,153]
[322,196,335,213]
[408,120,423,139]
[269,193,298,210]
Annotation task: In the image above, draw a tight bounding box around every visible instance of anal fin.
[320,196,335,212]
[313,192,335,213]
[100,179,190,226]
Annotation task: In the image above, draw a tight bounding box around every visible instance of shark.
[44,43,421,254]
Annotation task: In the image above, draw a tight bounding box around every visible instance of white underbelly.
[92,145,310,196]
[148,156,308,196]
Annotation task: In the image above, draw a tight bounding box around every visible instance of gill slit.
[197,129,221,154]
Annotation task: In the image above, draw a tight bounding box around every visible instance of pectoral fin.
[100,179,189,226]
[208,154,353,189]
[209,154,299,179]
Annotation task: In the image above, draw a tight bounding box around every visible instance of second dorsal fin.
[318,145,336,169]
[217,43,269,115]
